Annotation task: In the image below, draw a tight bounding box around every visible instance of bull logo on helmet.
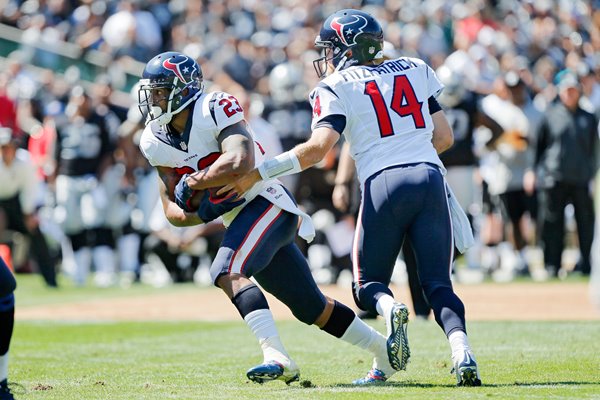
[162,55,195,84]
[330,14,369,47]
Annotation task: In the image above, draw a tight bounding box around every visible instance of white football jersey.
[310,57,445,184]
[139,90,269,225]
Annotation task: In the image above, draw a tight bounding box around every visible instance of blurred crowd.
[0,0,600,288]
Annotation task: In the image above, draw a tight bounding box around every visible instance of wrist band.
[258,150,302,179]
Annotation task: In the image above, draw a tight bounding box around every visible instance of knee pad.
[356,281,394,315]
[231,284,269,318]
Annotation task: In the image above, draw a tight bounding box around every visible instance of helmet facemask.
[138,76,203,126]
[313,38,356,79]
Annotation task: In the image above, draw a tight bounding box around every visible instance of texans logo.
[162,55,195,83]
[330,15,369,46]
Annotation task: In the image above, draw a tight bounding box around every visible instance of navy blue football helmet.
[313,9,384,78]
[138,51,204,125]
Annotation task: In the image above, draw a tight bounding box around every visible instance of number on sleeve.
[219,96,243,118]
[364,75,425,138]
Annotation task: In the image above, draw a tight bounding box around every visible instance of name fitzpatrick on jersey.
[338,58,418,82]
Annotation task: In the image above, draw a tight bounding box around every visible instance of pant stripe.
[228,204,283,274]
[352,200,364,285]
[443,183,455,275]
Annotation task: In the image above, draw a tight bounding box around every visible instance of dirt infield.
[16,282,599,321]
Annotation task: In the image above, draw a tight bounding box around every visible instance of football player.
[219,9,481,386]
[138,51,406,384]
[0,256,15,399]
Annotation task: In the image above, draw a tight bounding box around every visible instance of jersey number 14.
[364,75,425,137]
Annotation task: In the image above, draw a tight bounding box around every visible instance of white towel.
[258,182,315,243]
[446,183,474,253]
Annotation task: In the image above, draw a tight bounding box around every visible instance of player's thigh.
[210,196,297,284]
[407,166,453,287]
[254,243,327,324]
[355,164,427,284]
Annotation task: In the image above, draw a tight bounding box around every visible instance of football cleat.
[452,350,482,387]
[0,380,14,400]
[246,361,300,385]
[387,302,410,371]
[352,368,388,385]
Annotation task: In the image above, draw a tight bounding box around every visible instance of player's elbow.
[227,151,255,175]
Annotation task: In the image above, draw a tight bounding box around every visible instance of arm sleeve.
[313,114,346,134]
[426,64,444,98]
[428,96,442,114]
[309,83,347,131]
[211,92,245,138]
[138,128,161,167]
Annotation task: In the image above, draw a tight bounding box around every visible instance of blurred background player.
[435,64,504,280]
[53,85,119,287]
[533,71,597,277]
[0,123,57,287]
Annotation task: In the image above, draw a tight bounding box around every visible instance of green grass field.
[9,276,600,399]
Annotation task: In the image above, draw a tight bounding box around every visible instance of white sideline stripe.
[229,205,283,274]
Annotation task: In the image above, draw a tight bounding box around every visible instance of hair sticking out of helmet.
[313,9,384,78]
[138,51,204,126]
[436,65,467,108]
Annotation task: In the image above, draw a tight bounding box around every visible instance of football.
[187,186,228,212]
[187,189,206,211]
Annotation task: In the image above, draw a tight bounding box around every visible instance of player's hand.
[332,183,350,212]
[174,174,195,212]
[217,169,262,199]
[196,189,245,223]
